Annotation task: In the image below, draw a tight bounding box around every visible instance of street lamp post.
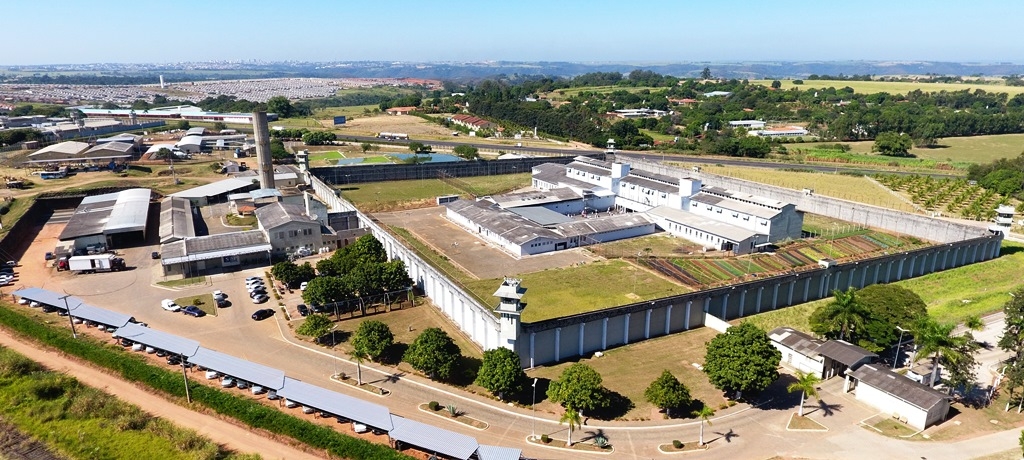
[893,326,908,369]
[58,294,78,339]
[531,378,538,440]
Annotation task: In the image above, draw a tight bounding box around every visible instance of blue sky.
[4,0,1021,64]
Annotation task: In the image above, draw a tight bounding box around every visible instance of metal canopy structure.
[189,347,286,390]
[112,323,200,357]
[277,377,393,431]
[476,445,523,460]
[12,288,134,328]
[387,415,479,460]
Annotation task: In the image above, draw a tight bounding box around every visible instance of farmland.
[752,79,1024,97]
[800,133,1024,165]
[874,174,1014,221]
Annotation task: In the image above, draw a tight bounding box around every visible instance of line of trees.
[303,235,412,313]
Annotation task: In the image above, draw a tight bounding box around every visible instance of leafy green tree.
[352,320,394,361]
[1000,287,1024,356]
[302,131,336,145]
[453,144,479,159]
[771,80,782,89]
[213,122,227,132]
[360,142,373,153]
[302,276,352,306]
[736,136,771,158]
[176,120,191,130]
[407,142,431,153]
[703,322,781,397]
[644,370,692,417]
[267,95,294,118]
[913,317,979,394]
[270,138,290,160]
[475,347,526,400]
[786,370,821,417]
[700,67,713,80]
[872,132,913,157]
[404,328,461,380]
[296,314,333,342]
[559,408,582,446]
[546,363,610,414]
[156,147,172,160]
[271,261,315,288]
[693,404,715,446]
[854,284,928,352]
[810,288,867,341]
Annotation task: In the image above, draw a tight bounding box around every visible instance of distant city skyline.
[4,0,1022,65]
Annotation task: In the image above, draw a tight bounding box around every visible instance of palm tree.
[352,349,367,386]
[693,404,715,446]
[786,371,821,417]
[825,288,866,340]
[559,408,582,446]
[913,318,969,389]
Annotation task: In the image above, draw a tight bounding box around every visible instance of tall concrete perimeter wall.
[306,171,502,351]
[307,159,1004,368]
[309,154,597,186]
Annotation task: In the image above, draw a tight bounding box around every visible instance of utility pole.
[181,358,192,403]
[58,294,78,339]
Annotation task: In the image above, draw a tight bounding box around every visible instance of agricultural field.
[752,79,1024,97]
[874,174,1015,220]
[798,148,972,171]
[689,164,920,212]
[462,259,691,323]
[800,133,1024,165]
[540,85,660,102]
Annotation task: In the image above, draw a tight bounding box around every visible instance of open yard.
[340,174,531,212]
[335,114,454,138]
[463,259,691,323]
[753,79,1024,97]
[526,327,725,421]
[690,164,920,212]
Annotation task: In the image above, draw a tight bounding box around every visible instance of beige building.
[255,202,324,257]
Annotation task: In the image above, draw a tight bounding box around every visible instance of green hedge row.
[0,305,412,460]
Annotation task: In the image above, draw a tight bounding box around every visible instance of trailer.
[375,132,409,140]
[58,254,126,273]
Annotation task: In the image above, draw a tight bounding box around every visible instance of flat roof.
[112,323,200,357]
[12,287,135,328]
[647,205,760,242]
[387,415,479,460]
[490,187,580,209]
[170,178,255,199]
[554,213,653,237]
[509,206,572,226]
[277,377,393,430]
[59,188,151,240]
[161,230,270,265]
[189,347,286,390]
[250,188,283,200]
[85,141,134,155]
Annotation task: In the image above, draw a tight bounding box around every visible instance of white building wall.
[650,215,756,254]
[266,221,323,254]
[855,383,930,430]
[774,344,825,376]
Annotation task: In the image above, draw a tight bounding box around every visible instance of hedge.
[0,304,412,460]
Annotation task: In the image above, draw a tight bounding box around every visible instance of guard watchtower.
[494,277,526,351]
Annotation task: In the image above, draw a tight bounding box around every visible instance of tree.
[271,261,315,288]
[408,142,431,153]
[810,288,867,341]
[352,349,367,385]
[771,80,782,89]
[296,314,333,342]
[453,144,479,159]
[644,370,692,417]
[302,276,352,306]
[267,95,294,118]
[703,322,781,397]
[475,347,526,400]
[404,328,461,380]
[176,120,191,130]
[701,67,713,80]
[853,284,928,352]
[546,363,610,414]
[693,404,715,446]
[352,320,394,362]
[559,408,582,446]
[913,317,979,394]
[213,122,227,132]
[786,370,821,417]
[360,142,374,153]
[1000,287,1024,357]
[270,138,290,160]
[156,147,172,160]
[872,132,913,157]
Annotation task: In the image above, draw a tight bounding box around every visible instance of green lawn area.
[363,155,392,164]
[339,174,531,210]
[156,276,207,288]
[752,79,1024,97]
[692,165,919,212]
[174,294,217,317]
[225,214,256,227]
[464,260,691,323]
[801,133,1024,165]
[309,150,344,162]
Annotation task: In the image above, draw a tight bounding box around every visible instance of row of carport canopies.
[12,287,520,460]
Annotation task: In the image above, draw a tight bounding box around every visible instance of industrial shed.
[158,197,195,244]
[160,230,272,276]
[24,141,90,164]
[58,188,152,250]
[276,377,393,431]
[169,177,257,206]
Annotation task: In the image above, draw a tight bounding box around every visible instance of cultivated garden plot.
[875,174,1018,221]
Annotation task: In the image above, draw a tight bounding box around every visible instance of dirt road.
[0,328,324,460]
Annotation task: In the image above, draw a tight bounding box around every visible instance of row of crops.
[649,233,914,288]
[874,174,1009,221]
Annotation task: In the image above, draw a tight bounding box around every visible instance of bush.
[428,401,440,411]
[673,440,683,449]
[541,434,550,443]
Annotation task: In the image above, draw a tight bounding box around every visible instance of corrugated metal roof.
[170,178,255,199]
[112,323,200,357]
[161,230,271,265]
[476,445,522,460]
[85,142,134,155]
[555,213,653,237]
[104,188,151,234]
[647,205,760,242]
[177,135,204,147]
[59,189,151,240]
[691,192,783,220]
[189,347,285,390]
[508,206,572,226]
[159,197,195,244]
[387,415,479,460]
[769,327,823,357]
[277,377,393,430]
[13,287,135,328]
[255,202,317,230]
[815,340,877,367]
[849,364,951,410]
[29,141,90,156]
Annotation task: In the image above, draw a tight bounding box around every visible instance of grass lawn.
[526,327,724,421]
[865,417,917,437]
[309,150,344,162]
[174,294,217,317]
[753,79,1024,97]
[156,276,207,288]
[224,214,256,227]
[801,133,1024,165]
[693,165,919,212]
[464,260,691,323]
[340,174,531,212]
[588,233,703,259]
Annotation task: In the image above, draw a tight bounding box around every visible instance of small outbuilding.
[847,364,952,430]
[768,327,825,376]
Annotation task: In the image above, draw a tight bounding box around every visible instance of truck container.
[59,254,126,273]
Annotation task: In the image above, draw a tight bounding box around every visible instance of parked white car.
[161,299,181,312]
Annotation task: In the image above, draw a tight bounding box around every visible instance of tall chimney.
[159,75,165,89]
[252,111,275,189]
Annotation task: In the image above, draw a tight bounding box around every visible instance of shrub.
[541,434,550,443]
[428,401,440,411]
[673,440,683,449]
